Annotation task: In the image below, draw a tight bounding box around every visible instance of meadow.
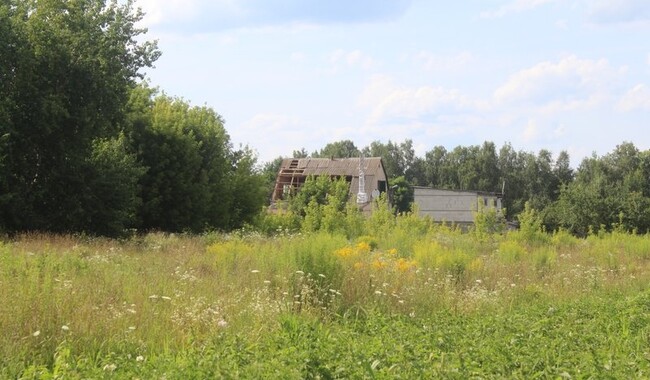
[3,212,650,379]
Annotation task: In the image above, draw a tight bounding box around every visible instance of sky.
[134,0,650,168]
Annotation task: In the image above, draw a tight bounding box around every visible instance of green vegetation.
[3,216,650,378]
[0,0,267,236]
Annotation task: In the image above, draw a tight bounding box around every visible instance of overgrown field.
[3,219,650,378]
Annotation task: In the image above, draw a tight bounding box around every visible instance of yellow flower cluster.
[395,258,418,272]
[334,242,417,273]
[334,246,355,259]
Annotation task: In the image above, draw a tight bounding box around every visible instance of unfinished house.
[271,157,389,213]
[413,187,503,227]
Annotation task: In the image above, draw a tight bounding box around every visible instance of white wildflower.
[32,330,40,337]
[61,325,69,331]
[136,355,145,362]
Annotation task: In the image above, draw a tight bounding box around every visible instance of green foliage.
[229,146,269,228]
[253,208,301,235]
[286,176,354,234]
[312,140,360,158]
[512,201,549,245]
[389,175,413,214]
[131,94,230,231]
[365,193,395,236]
[472,204,506,241]
[85,134,146,236]
[548,143,650,235]
[129,90,267,232]
[0,0,159,234]
[362,139,415,180]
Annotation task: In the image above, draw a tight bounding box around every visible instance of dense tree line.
[270,139,650,235]
[0,0,266,236]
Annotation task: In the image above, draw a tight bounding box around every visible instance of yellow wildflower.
[355,241,371,254]
[335,246,354,258]
[372,259,387,269]
[396,258,417,272]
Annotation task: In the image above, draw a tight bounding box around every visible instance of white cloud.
[330,49,376,71]
[480,0,557,19]
[235,113,318,158]
[553,124,566,138]
[617,84,650,111]
[241,113,301,133]
[358,75,479,126]
[290,52,307,63]
[522,119,540,142]
[136,0,239,27]
[493,55,619,112]
[588,0,650,25]
[413,51,474,72]
[555,19,568,29]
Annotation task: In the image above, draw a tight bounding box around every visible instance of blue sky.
[135,0,650,167]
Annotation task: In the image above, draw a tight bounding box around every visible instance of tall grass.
[2,223,650,377]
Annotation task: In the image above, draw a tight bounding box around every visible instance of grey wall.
[414,188,501,223]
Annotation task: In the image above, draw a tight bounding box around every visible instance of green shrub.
[253,208,301,235]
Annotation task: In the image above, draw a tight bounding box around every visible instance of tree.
[389,176,413,214]
[131,93,232,232]
[84,134,146,236]
[0,0,159,233]
[423,145,448,188]
[293,148,309,158]
[312,140,360,158]
[261,156,284,201]
[548,143,650,234]
[228,146,268,228]
[363,139,414,180]
[554,150,574,186]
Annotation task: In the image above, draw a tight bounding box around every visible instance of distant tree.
[554,150,574,186]
[548,142,650,234]
[261,156,284,201]
[293,148,309,158]
[389,176,413,214]
[313,140,360,158]
[407,156,428,186]
[363,139,414,180]
[423,146,448,188]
